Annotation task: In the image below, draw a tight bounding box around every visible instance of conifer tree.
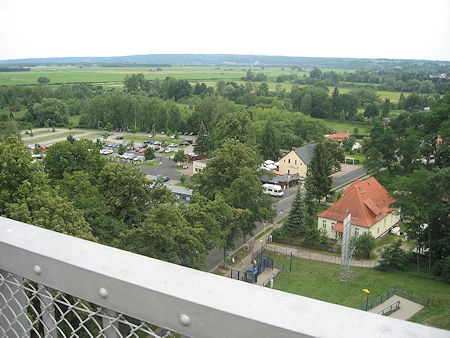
[193,121,210,154]
[260,120,280,161]
[305,142,332,203]
[283,186,307,235]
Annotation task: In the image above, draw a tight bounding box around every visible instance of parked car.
[116,136,124,140]
[153,141,161,145]
[165,148,174,153]
[159,148,167,153]
[170,135,176,139]
[162,176,170,182]
[138,148,147,153]
[27,144,35,149]
[169,143,178,147]
[25,130,31,134]
[179,141,189,146]
[186,139,193,144]
[189,152,198,157]
[153,174,163,181]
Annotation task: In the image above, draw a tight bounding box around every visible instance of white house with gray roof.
[278,143,316,178]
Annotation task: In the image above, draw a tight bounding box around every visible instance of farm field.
[0,65,407,104]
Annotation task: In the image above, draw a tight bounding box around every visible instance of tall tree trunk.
[223,248,227,268]
[428,226,431,274]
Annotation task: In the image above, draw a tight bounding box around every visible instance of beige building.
[318,177,400,242]
[193,159,208,173]
[278,143,316,178]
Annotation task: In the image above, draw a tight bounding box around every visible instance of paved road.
[332,165,367,189]
[204,190,297,271]
[204,164,367,272]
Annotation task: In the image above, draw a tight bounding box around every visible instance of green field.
[0,65,407,106]
[268,251,450,330]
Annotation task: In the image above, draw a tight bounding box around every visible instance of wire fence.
[0,271,175,338]
[266,244,380,269]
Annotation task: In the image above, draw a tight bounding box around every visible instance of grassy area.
[256,227,273,239]
[324,120,371,135]
[267,250,450,330]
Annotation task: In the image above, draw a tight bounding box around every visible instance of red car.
[39,145,50,150]
[138,148,147,153]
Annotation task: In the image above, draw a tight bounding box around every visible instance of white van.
[263,184,284,197]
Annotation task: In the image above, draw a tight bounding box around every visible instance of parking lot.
[22,128,196,185]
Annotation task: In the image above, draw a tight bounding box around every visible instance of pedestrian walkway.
[221,163,367,283]
[368,295,424,320]
[266,244,380,268]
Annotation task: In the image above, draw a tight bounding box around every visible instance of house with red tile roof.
[325,133,349,144]
[317,177,400,242]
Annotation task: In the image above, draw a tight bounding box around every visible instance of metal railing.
[261,262,285,287]
[378,301,401,316]
[0,217,447,338]
[357,286,430,311]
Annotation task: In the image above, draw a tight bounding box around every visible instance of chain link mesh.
[0,271,175,338]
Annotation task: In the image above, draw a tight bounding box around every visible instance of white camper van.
[263,184,284,197]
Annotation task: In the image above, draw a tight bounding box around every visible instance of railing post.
[38,284,57,338]
[102,307,120,338]
[0,271,31,338]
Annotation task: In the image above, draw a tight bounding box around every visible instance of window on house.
[355,228,359,236]
[322,220,326,229]
[295,160,297,165]
[377,228,379,234]
[331,222,336,230]
[288,159,290,164]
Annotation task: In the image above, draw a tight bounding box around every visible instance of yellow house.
[278,143,316,178]
[317,177,400,241]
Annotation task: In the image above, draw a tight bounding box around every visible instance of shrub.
[377,239,409,271]
[271,227,283,238]
[432,257,450,284]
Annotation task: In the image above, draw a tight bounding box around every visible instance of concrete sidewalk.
[368,295,424,320]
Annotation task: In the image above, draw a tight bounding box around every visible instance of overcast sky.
[1,0,449,62]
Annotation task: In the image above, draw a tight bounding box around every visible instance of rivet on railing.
[99,287,108,299]
[34,265,42,275]
[180,314,191,327]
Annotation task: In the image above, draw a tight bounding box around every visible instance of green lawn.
[323,120,370,135]
[267,250,450,330]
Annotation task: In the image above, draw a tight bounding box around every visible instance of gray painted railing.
[0,217,448,338]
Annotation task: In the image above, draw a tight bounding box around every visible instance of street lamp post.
[363,289,370,311]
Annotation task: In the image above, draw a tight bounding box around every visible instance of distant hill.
[0,54,447,71]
